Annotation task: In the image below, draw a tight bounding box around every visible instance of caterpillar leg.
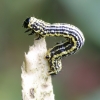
[48,58,62,75]
[46,48,52,60]
[35,34,44,40]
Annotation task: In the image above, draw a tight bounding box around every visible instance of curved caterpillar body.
[23,17,85,75]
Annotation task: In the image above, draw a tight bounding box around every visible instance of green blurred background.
[0,0,100,100]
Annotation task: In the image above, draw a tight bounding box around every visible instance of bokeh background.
[0,0,100,100]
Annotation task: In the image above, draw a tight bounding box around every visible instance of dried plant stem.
[21,38,55,100]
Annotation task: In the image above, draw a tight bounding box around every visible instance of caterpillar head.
[23,17,37,29]
[23,17,30,28]
[23,17,40,35]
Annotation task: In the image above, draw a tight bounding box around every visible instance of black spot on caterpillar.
[23,17,85,75]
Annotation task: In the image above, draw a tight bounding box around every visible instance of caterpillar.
[23,17,85,75]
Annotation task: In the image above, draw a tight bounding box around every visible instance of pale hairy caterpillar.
[23,17,85,75]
